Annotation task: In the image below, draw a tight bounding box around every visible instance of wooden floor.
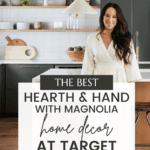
[0,118,18,150]
[0,118,150,150]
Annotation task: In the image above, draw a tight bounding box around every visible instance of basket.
[66,50,85,61]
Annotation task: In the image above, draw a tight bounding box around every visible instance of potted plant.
[67,46,85,61]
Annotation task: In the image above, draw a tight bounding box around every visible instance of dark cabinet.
[54,64,82,68]
[0,63,82,116]
[0,91,1,115]
[133,0,150,61]
[0,65,6,117]
[6,89,18,114]
[0,65,2,115]
[5,64,53,114]
[6,64,54,90]
[5,64,82,115]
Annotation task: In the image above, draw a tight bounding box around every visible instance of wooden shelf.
[0,29,98,32]
[0,6,100,9]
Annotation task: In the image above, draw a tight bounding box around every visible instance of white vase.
[75,17,79,29]
[43,0,48,6]
[69,14,73,29]
[67,14,71,29]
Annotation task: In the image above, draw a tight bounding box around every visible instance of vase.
[43,0,48,6]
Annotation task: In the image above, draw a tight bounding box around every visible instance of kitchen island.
[32,68,150,83]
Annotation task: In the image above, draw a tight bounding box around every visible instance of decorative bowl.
[66,50,85,61]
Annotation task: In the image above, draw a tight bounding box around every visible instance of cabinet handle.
[55,66,59,69]
[21,66,39,68]
[135,31,139,65]
[54,66,81,68]
[136,31,139,47]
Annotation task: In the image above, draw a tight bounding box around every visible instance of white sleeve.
[124,40,142,82]
[81,35,95,75]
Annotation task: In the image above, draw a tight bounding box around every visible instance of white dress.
[81,31,142,82]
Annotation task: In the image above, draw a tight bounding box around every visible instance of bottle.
[69,14,73,29]
[43,0,48,6]
[67,14,71,29]
[73,15,76,30]
[73,14,79,30]
[75,14,79,29]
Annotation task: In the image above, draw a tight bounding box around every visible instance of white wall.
[0,0,100,60]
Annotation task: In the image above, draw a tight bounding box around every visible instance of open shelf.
[0,29,99,32]
[0,6,100,9]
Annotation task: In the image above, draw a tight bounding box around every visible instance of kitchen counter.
[0,59,149,66]
[0,60,150,74]
[0,59,83,64]
[32,68,150,83]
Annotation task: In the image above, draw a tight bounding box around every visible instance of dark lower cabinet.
[5,64,54,116]
[6,89,18,114]
[139,64,150,68]
[6,64,54,90]
[0,90,1,115]
[54,64,82,68]
[0,65,6,117]
[1,64,82,117]
[0,65,1,115]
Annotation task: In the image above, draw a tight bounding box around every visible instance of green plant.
[74,47,80,51]
[22,0,32,5]
[78,46,82,51]
[68,47,74,51]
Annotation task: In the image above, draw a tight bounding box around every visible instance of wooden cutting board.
[5,36,26,46]
[5,46,36,60]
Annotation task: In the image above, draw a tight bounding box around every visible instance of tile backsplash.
[0,0,100,60]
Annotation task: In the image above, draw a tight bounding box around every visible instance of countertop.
[0,59,150,67]
[0,59,148,65]
[32,68,150,83]
[0,59,83,64]
[0,59,150,72]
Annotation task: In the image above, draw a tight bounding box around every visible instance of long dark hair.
[97,3,132,65]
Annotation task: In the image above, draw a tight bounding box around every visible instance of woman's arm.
[124,40,142,82]
[81,35,95,75]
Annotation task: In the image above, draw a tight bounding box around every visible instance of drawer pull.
[21,66,39,68]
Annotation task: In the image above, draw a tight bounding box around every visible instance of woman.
[81,3,142,83]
